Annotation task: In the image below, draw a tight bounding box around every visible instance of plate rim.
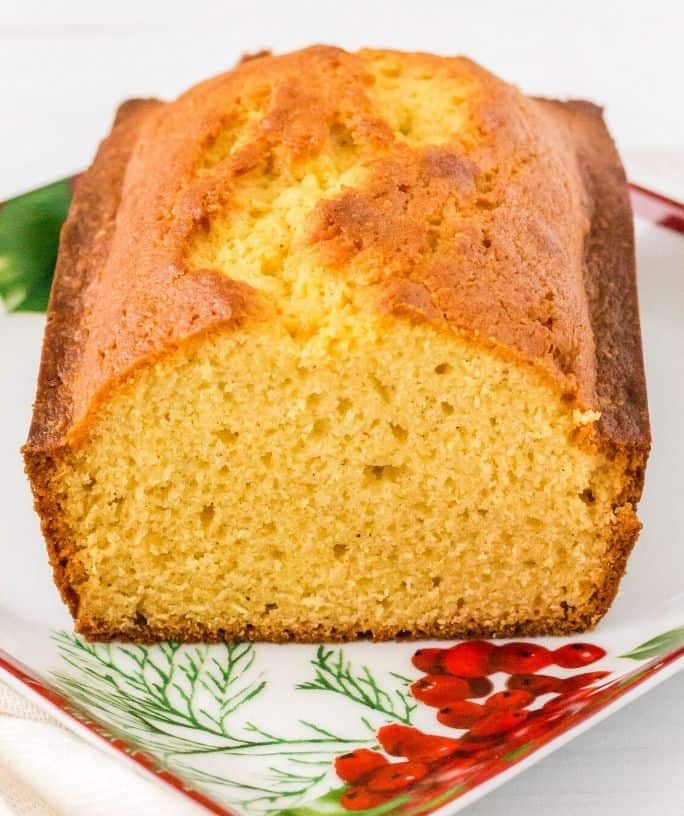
[1,638,683,816]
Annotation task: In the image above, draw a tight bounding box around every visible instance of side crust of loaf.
[24,100,160,618]
[24,49,650,641]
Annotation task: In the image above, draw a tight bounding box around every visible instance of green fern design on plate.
[51,633,411,812]
[298,646,417,725]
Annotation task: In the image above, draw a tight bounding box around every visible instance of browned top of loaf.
[25,46,649,455]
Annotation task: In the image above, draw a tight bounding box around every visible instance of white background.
[1,1,683,814]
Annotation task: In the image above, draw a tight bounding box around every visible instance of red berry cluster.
[335,640,608,811]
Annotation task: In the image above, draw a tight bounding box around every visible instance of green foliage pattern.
[0,179,71,313]
[50,633,415,813]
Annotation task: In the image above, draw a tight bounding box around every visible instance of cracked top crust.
[25,46,649,458]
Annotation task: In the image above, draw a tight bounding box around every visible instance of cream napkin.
[0,681,201,816]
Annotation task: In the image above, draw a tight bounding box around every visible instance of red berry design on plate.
[340,787,392,811]
[439,755,479,773]
[507,673,564,696]
[484,689,534,710]
[559,670,610,693]
[410,674,470,707]
[334,749,388,783]
[492,642,552,674]
[376,724,461,762]
[336,638,617,812]
[466,676,494,698]
[534,701,582,730]
[366,760,429,792]
[542,686,596,714]
[502,712,552,744]
[411,648,445,674]
[376,724,417,756]
[468,708,528,738]
[457,733,502,755]
[437,700,485,729]
[553,642,606,668]
[442,641,496,677]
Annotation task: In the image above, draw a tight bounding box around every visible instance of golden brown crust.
[25,47,649,452]
[539,99,650,455]
[307,103,598,406]
[73,603,619,644]
[23,100,159,616]
[23,47,650,640]
[28,47,600,449]
[25,99,160,453]
[543,99,650,627]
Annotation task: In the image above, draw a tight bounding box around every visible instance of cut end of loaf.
[46,317,632,641]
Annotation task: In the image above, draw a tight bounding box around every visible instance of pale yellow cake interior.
[54,51,626,638]
[61,316,622,638]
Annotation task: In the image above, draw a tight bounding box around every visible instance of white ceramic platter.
[0,183,682,816]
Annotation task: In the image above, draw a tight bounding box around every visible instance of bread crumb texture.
[36,47,642,640]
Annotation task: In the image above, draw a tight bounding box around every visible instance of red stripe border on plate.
[629,183,684,233]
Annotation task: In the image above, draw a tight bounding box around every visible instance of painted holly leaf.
[0,178,72,313]
[619,626,684,660]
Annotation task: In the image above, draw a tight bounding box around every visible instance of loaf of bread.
[24,47,650,642]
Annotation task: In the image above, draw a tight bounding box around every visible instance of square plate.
[0,182,682,816]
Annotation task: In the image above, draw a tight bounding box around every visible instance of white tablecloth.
[0,683,201,815]
[0,682,205,816]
